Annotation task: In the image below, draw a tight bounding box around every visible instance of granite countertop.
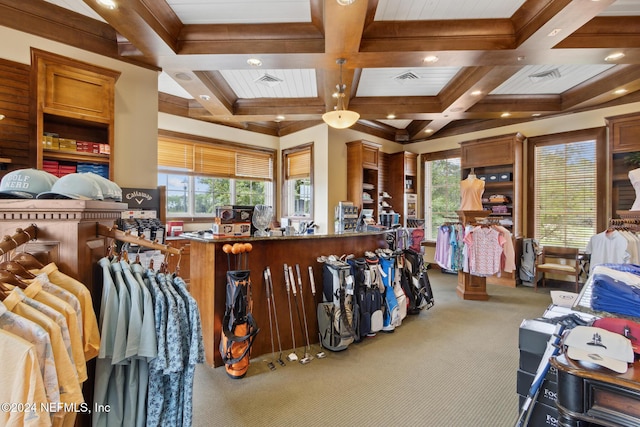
[180,229,391,243]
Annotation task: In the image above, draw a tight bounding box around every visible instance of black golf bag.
[402,248,435,313]
[317,260,357,351]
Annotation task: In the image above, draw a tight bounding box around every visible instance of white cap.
[564,326,634,374]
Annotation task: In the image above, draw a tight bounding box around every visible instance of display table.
[551,354,640,427]
[186,232,390,367]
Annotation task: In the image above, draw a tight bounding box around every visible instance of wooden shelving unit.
[347,140,381,222]
[388,151,418,226]
[32,49,120,179]
[460,132,525,287]
[606,112,640,216]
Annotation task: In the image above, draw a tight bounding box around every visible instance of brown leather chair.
[535,246,581,293]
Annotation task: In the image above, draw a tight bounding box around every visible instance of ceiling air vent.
[528,68,561,83]
[393,71,421,82]
[255,73,283,87]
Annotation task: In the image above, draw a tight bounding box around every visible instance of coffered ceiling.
[3,0,640,142]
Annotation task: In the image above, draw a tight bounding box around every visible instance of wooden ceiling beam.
[556,16,640,49]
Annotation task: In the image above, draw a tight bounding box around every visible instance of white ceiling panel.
[220,69,317,98]
[167,0,311,24]
[379,119,412,129]
[357,67,462,97]
[374,0,526,21]
[599,0,640,17]
[159,72,194,99]
[491,64,616,95]
[45,0,106,21]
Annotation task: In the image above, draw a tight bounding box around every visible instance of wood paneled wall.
[0,58,32,177]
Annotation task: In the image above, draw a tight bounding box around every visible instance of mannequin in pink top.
[459,172,485,210]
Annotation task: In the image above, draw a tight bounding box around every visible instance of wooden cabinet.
[606,112,640,215]
[32,49,120,179]
[460,132,524,238]
[347,140,381,222]
[388,151,418,226]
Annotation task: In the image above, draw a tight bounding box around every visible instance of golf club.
[295,264,313,362]
[243,242,252,269]
[289,265,311,364]
[283,263,298,362]
[263,269,276,371]
[307,266,326,359]
[266,266,285,366]
[222,244,232,271]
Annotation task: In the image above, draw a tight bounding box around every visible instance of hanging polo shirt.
[10,288,77,377]
[14,281,86,383]
[142,269,168,427]
[0,300,60,405]
[33,273,84,345]
[0,329,51,427]
[2,290,84,406]
[93,257,123,427]
[31,263,100,361]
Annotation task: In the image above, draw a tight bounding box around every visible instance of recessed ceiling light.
[613,89,628,95]
[532,113,541,117]
[605,52,625,61]
[471,90,482,96]
[423,55,439,64]
[501,112,511,118]
[199,95,211,101]
[174,72,192,81]
[247,58,262,67]
[275,115,285,121]
[425,129,433,133]
[336,0,356,5]
[387,114,396,119]
[547,28,562,37]
[0,114,5,120]
[96,0,117,9]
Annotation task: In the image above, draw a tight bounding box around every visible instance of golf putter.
[266,266,285,366]
[283,264,299,362]
[263,269,276,371]
[295,264,313,362]
[289,265,311,365]
[307,266,326,358]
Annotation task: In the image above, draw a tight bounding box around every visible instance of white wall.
[0,26,160,188]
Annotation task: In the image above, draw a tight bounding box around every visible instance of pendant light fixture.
[322,58,360,129]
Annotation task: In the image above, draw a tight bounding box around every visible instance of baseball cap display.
[37,172,104,200]
[593,317,640,355]
[564,325,634,373]
[83,172,122,201]
[0,168,58,199]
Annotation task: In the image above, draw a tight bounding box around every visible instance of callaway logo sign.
[121,187,159,210]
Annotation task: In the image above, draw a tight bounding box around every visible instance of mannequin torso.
[460,174,485,210]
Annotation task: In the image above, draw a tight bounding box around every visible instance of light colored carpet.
[192,271,552,427]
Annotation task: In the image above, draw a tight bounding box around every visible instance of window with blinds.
[282,144,313,218]
[534,139,597,249]
[158,137,274,180]
[424,155,461,241]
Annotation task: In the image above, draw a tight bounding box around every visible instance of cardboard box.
[233,222,251,236]
[517,369,558,408]
[58,138,77,152]
[519,350,558,381]
[519,319,556,355]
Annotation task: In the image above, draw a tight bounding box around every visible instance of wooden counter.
[187,232,389,368]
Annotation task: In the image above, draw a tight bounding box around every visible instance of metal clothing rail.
[0,224,38,256]
[96,223,181,256]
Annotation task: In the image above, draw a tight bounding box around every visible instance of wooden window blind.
[286,149,311,179]
[158,136,273,181]
[534,139,597,249]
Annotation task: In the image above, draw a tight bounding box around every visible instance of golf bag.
[220,270,259,379]
[318,260,357,351]
[402,248,435,313]
[364,254,384,335]
[348,257,384,339]
[520,238,539,285]
[377,252,401,331]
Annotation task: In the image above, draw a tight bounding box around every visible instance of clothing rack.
[0,224,38,256]
[96,223,181,256]
[608,217,640,231]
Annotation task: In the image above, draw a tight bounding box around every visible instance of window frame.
[281,142,314,220]
[526,127,607,248]
[158,130,276,220]
[422,148,462,242]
